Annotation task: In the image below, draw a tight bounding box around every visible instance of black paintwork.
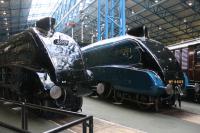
[142,39,184,81]
[0,18,89,99]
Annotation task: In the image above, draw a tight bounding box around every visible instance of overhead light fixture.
[4,18,7,21]
[5,22,8,25]
[159,26,162,30]
[6,28,9,31]
[187,1,193,6]
[84,24,88,28]
[0,0,4,3]
[155,0,159,3]
[3,11,6,15]
[131,9,135,14]
[183,18,187,23]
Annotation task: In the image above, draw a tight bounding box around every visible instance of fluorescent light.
[4,18,7,21]
[1,0,4,3]
[3,11,6,15]
[5,22,8,25]
[187,1,193,6]
[159,26,162,30]
[131,10,135,14]
[6,28,9,31]
[184,18,187,23]
[155,0,158,3]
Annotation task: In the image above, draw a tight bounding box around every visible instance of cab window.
[196,49,200,64]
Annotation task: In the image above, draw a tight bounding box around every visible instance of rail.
[0,98,93,133]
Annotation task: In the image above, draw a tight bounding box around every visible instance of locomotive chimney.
[127,26,149,38]
[35,17,56,36]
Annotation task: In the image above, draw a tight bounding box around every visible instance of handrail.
[0,98,93,133]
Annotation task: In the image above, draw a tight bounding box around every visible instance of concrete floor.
[0,98,199,133]
[82,97,200,133]
[0,101,140,133]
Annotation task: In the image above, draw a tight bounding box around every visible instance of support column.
[97,0,126,41]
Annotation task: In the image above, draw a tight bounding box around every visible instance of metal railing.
[0,98,93,133]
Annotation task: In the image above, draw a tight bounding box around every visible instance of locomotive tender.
[81,27,189,110]
[0,17,91,112]
[168,39,200,102]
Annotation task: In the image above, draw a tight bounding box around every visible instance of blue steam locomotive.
[81,27,190,110]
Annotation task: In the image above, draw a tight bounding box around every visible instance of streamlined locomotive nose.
[0,17,90,112]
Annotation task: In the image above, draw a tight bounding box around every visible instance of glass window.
[28,0,62,21]
[181,48,188,70]
[175,50,181,64]
[196,49,200,64]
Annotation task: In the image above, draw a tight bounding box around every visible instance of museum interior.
[0,0,200,133]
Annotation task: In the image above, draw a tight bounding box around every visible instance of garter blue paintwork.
[146,71,165,87]
[183,72,189,88]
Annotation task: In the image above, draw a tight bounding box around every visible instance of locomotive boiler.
[81,27,189,110]
[0,17,91,112]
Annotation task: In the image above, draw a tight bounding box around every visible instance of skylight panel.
[28,0,61,21]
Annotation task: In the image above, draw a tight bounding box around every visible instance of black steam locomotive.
[0,17,91,112]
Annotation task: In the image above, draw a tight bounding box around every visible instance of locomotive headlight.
[50,86,62,99]
[165,84,173,95]
[194,83,199,93]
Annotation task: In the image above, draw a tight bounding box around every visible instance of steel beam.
[97,0,126,41]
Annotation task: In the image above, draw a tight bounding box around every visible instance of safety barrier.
[0,98,93,133]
